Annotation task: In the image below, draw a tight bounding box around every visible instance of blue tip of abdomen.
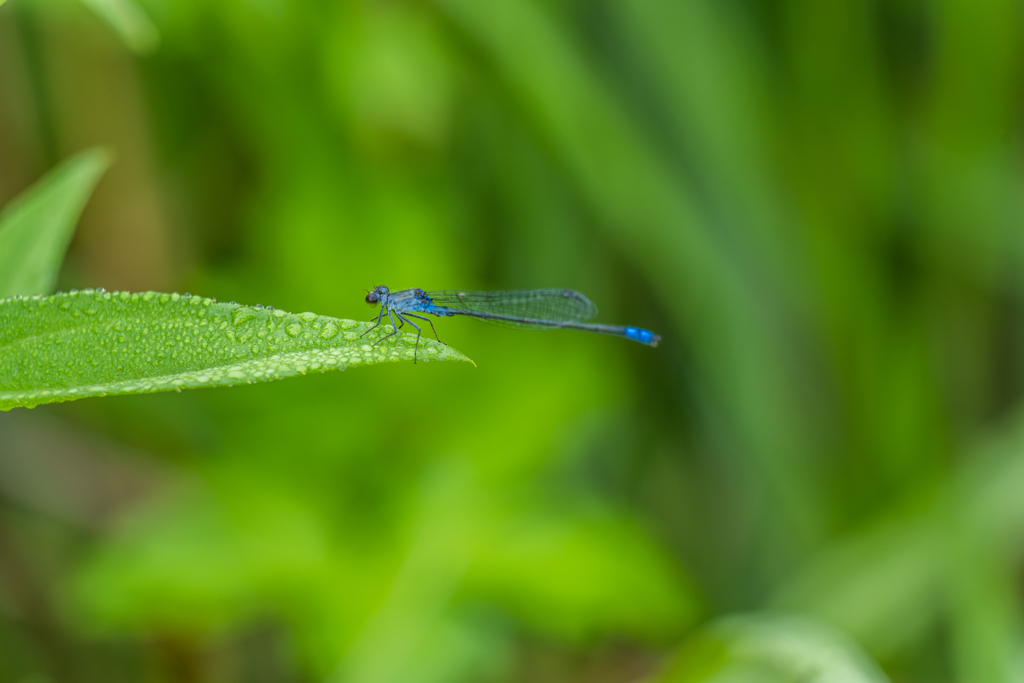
[624,326,661,347]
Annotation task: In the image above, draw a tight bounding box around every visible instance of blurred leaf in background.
[77,0,159,54]
[2,0,1024,681]
[0,148,108,297]
[658,614,891,683]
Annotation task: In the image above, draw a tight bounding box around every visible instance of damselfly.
[362,286,660,361]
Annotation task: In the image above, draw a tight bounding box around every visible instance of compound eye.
[365,292,379,304]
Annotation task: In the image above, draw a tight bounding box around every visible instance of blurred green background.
[2,0,1024,681]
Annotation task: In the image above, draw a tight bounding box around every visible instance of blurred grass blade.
[0,149,110,299]
[612,0,802,304]
[77,0,160,54]
[771,511,942,659]
[437,0,822,553]
[0,290,472,410]
[774,408,1024,668]
[658,614,889,683]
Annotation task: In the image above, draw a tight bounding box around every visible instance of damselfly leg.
[396,313,423,363]
[372,308,402,346]
[359,303,387,339]
[402,313,442,344]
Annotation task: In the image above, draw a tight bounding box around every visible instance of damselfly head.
[365,285,389,305]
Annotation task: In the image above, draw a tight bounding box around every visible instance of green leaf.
[0,149,110,299]
[0,290,472,410]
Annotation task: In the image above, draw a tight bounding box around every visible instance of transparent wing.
[426,289,598,329]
